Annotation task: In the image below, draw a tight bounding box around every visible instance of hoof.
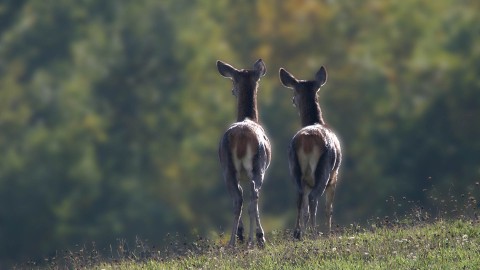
[236,227,244,243]
[256,232,266,248]
[293,229,302,240]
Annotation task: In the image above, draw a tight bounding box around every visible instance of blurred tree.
[0,0,479,267]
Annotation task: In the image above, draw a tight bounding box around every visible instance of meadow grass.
[85,218,479,270]
[24,188,479,270]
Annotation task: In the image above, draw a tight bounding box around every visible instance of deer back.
[218,60,271,176]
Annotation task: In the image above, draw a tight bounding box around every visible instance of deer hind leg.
[249,162,267,247]
[290,148,304,240]
[226,173,243,247]
[293,190,303,239]
[247,178,265,248]
[237,218,244,243]
[247,173,255,247]
[292,185,311,240]
[310,150,335,236]
[254,195,266,248]
[249,147,268,247]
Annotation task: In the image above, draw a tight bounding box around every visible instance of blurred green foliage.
[0,0,479,266]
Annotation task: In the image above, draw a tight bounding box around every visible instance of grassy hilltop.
[111,220,479,270]
[34,216,478,270]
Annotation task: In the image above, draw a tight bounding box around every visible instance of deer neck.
[237,86,258,122]
[300,98,324,127]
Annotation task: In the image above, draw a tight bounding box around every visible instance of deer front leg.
[308,193,319,235]
[325,182,336,235]
[302,189,310,231]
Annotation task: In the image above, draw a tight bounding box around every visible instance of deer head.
[217,59,266,122]
[279,66,327,126]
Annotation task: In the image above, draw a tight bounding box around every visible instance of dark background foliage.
[0,0,479,267]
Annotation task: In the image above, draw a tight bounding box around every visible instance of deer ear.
[253,59,266,78]
[217,60,237,79]
[279,68,298,89]
[315,66,327,87]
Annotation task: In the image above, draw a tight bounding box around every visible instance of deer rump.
[289,124,340,193]
[219,119,270,182]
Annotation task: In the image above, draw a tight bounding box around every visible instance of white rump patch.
[233,143,255,181]
[297,145,322,187]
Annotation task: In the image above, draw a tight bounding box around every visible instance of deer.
[279,66,342,240]
[217,59,271,247]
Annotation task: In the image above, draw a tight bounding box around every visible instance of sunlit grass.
[27,189,478,269]
[83,219,479,270]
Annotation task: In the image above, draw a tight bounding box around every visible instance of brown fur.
[229,128,259,159]
[297,88,323,126]
[235,74,258,122]
[295,131,327,155]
